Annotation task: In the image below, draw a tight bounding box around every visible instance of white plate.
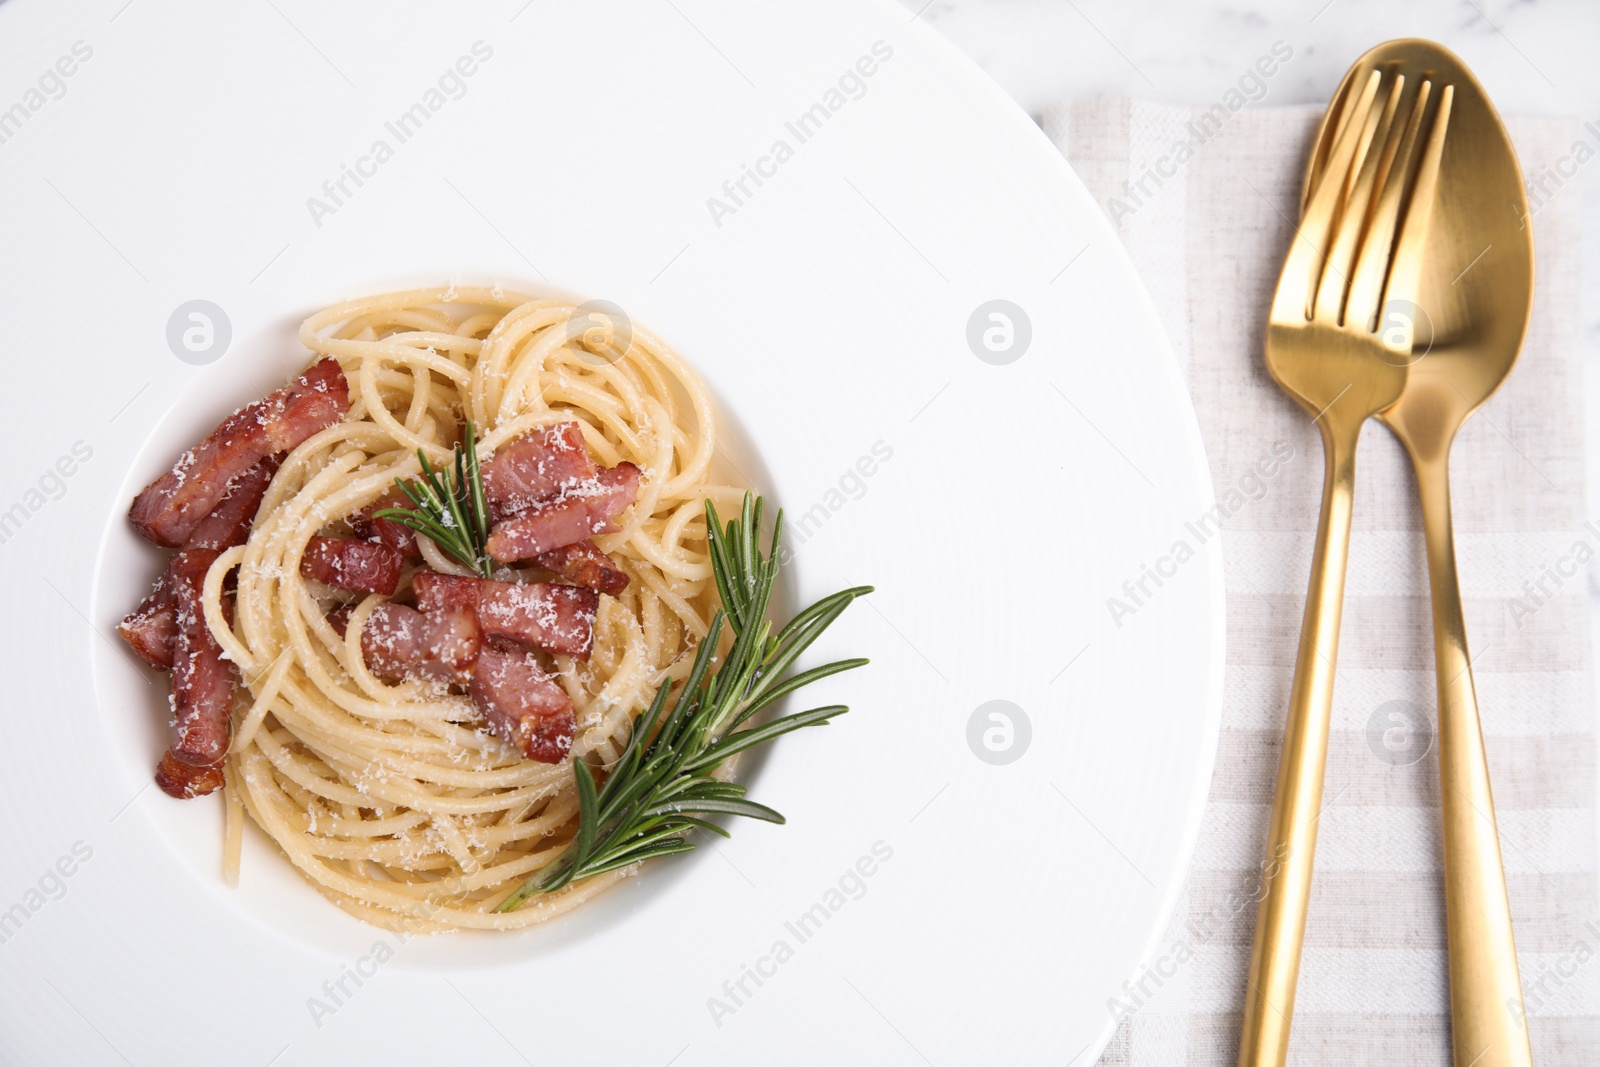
[0,1,1224,1063]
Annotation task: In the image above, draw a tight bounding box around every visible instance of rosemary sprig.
[496,493,870,911]
[373,419,493,578]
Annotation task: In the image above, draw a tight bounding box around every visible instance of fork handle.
[1413,452,1534,1067]
[1237,415,1362,1067]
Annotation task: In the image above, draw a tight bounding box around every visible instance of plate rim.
[891,4,1228,1055]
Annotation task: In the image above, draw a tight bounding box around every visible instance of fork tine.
[1312,72,1405,325]
[1270,69,1382,324]
[1344,79,1435,333]
[1302,68,1362,213]
[1360,78,1414,232]
[1377,83,1453,352]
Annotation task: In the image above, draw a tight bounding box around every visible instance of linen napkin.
[1040,101,1598,1064]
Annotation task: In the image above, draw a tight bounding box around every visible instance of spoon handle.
[1414,453,1534,1067]
[1237,414,1362,1067]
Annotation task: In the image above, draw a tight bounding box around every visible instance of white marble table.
[903,0,1597,120]
[908,0,1600,757]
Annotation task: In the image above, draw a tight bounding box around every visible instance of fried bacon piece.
[485,462,641,564]
[485,496,598,563]
[480,422,597,523]
[182,457,279,553]
[155,752,228,799]
[118,569,178,671]
[469,647,575,763]
[350,489,420,556]
[360,603,482,685]
[158,548,234,798]
[412,572,597,659]
[118,459,279,671]
[534,540,630,596]
[130,358,349,547]
[299,536,406,596]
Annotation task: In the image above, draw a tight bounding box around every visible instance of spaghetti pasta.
[207,288,743,931]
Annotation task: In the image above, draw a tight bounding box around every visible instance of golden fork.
[1305,40,1538,1067]
[1237,62,1450,1066]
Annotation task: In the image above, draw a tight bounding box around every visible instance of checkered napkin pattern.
[1040,101,1599,1064]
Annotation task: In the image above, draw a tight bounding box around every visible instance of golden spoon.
[1305,39,1537,1067]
